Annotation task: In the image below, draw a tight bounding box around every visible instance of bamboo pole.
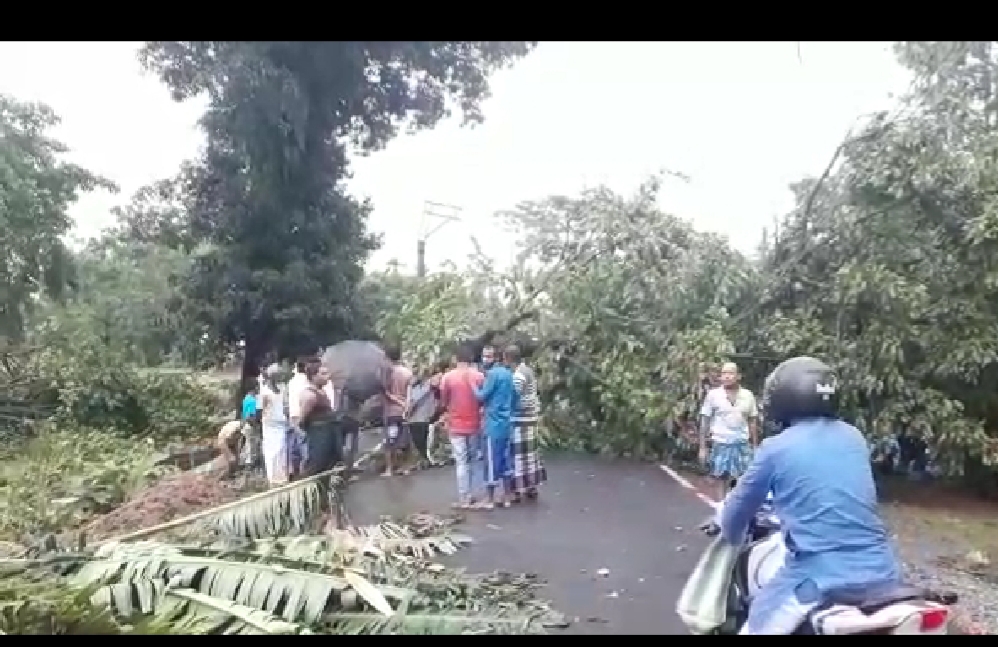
[96,449,373,546]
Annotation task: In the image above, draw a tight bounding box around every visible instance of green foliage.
[366,270,484,370]
[131,41,536,381]
[0,426,172,542]
[25,319,218,439]
[0,518,558,634]
[0,575,126,634]
[37,238,197,368]
[14,40,998,493]
[744,41,998,486]
[367,178,753,460]
[0,94,117,340]
[366,42,998,488]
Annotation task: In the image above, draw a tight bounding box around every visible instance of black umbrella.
[321,340,391,415]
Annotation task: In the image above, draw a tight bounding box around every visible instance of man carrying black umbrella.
[321,339,408,474]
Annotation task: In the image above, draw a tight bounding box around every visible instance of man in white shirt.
[698,361,759,501]
[288,358,310,422]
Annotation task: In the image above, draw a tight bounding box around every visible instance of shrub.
[24,320,220,440]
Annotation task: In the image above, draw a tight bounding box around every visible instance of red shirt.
[440,366,485,435]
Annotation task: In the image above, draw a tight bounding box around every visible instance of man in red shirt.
[439,344,486,509]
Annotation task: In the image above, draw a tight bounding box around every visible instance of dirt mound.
[78,469,252,542]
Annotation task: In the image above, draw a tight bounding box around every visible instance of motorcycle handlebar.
[699,519,721,537]
[699,509,776,539]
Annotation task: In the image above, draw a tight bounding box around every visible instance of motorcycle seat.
[825,584,925,614]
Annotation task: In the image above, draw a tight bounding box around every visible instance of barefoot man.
[698,361,759,501]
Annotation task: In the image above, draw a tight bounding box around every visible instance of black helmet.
[762,356,839,427]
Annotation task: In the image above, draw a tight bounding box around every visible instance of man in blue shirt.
[479,344,496,373]
[475,347,516,509]
[718,356,902,634]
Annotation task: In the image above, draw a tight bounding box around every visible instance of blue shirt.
[474,364,515,439]
[241,393,258,421]
[720,417,901,601]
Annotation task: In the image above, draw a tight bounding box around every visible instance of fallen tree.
[368,42,998,491]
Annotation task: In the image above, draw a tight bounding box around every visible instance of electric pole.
[417,200,462,278]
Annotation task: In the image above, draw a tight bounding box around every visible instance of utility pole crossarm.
[417,200,463,278]
[424,216,460,240]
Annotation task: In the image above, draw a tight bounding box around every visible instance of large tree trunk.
[239,336,266,402]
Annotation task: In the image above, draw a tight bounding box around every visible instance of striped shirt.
[512,362,539,422]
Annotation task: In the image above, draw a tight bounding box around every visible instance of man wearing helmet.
[717,356,902,635]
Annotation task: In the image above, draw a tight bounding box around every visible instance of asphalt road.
[345,453,711,634]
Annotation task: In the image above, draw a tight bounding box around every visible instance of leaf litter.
[17,469,568,635]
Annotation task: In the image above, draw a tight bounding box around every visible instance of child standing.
[239,378,262,468]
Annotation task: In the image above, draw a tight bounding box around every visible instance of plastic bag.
[676,535,739,634]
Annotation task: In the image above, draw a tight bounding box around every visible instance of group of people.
[215,340,548,511]
[219,356,349,485]
[219,346,910,636]
[374,340,548,510]
[437,342,547,509]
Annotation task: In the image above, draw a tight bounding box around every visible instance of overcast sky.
[0,41,909,273]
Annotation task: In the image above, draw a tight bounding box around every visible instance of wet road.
[345,453,711,634]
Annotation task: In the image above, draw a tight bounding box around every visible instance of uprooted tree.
[368,42,998,492]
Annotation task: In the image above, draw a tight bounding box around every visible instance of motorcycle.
[676,496,957,635]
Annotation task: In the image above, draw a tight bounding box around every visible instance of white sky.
[0,41,909,273]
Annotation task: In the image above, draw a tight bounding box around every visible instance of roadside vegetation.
[4,41,998,633]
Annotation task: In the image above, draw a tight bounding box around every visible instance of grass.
[878,476,998,580]
[0,426,176,544]
[677,465,998,578]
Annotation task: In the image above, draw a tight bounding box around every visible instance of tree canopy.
[132,42,535,384]
[8,40,998,637]
[362,42,998,488]
[9,41,998,489]
[0,94,116,341]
